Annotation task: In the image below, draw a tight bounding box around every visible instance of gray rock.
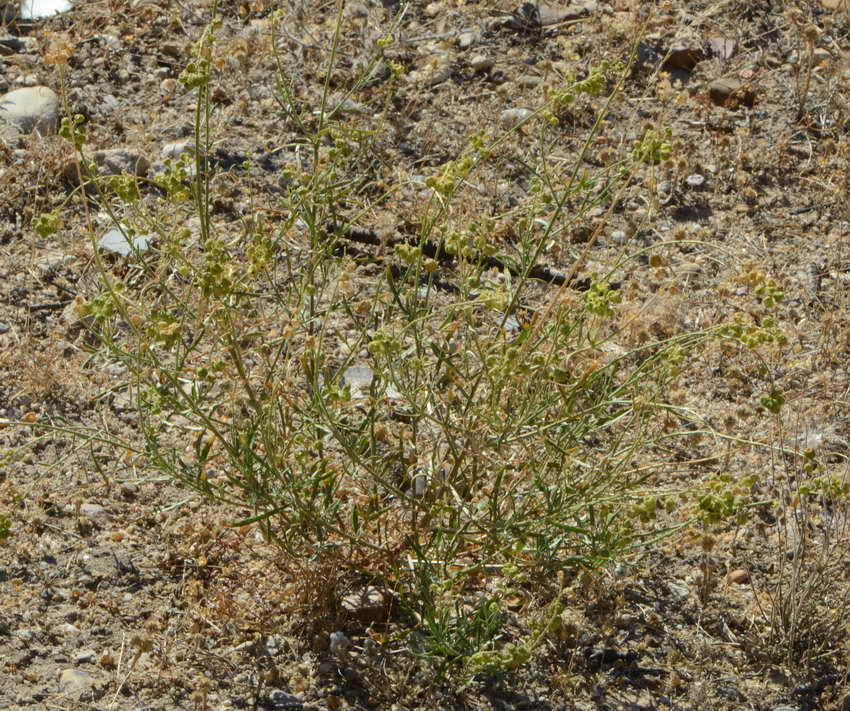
[152,141,200,179]
[539,2,596,25]
[708,36,737,61]
[328,94,369,115]
[37,252,75,273]
[663,43,705,71]
[504,2,595,29]
[685,174,705,188]
[517,74,543,88]
[341,586,389,624]
[501,312,522,334]
[57,622,82,635]
[64,148,150,185]
[62,297,95,336]
[469,54,494,73]
[78,502,107,519]
[0,85,59,137]
[98,228,152,256]
[635,41,662,72]
[329,630,351,656]
[708,78,755,108]
[344,2,368,21]
[0,35,26,55]
[667,581,689,601]
[94,148,150,176]
[73,649,96,664]
[264,635,284,656]
[14,627,37,641]
[58,668,95,697]
[268,690,304,709]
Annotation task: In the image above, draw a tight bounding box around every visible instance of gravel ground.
[2,1,850,709]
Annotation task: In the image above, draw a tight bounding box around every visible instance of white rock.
[57,622,82,636]
[98,229,152,256]
[21,0,73,19]
[340,365,402,400]
[499,108,534,129]
[0,85,59,137]
[161,139,202,160]
[457,30,478,50]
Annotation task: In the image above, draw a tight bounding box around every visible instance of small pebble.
[727,568,749,585]
[161,140,200,160]
[457,30,478,50]
[500,108,533,128]
[469,54,494,73]
[79,503,106,519]
[57,623,82,636]
[268,690,304,709]
[58,669,95,697]
[708,77,755,107]
[73,650,96,664]
[265,635,284,656]
[517,74,543,88]
[329,630,351,655]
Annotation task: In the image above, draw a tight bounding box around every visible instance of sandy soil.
[2,1,850,709]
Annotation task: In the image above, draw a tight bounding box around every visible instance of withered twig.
[324,222,584,290]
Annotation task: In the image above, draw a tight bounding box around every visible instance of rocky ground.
[2,0,850,709]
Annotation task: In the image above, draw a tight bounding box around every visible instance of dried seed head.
[803,23,820,45]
